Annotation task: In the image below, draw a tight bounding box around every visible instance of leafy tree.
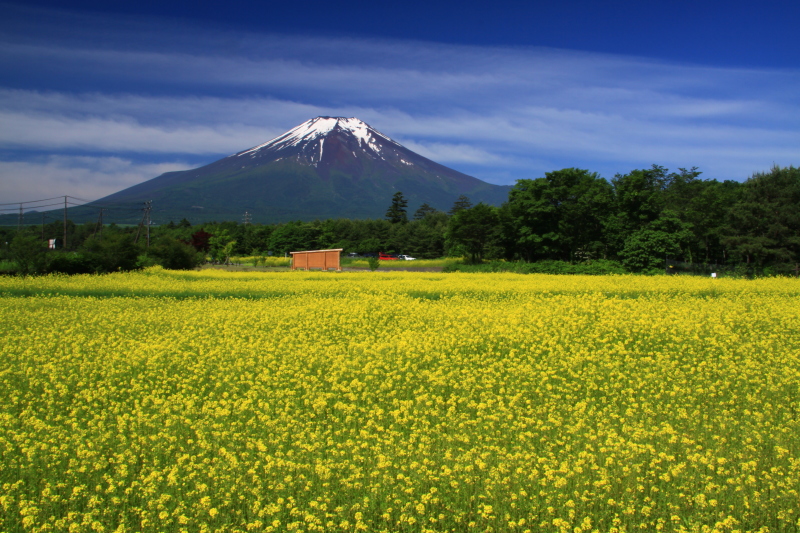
[46,252,93,275]
[208,230,237,264]
[249,225,274,254]
[231,223,265,255]
[80,233,142,273]
[268,222,314,255]
[446,203,501,263]
[385,192,409,224]
[448,195,473,215]
[653,167,741,265]
[724,165,800,269]
[501,169,612,261]
[620,211,694,272]
[148,236,203,270]
[405,211,448,258]
[605,165,670,255]
[9,232,48,276]
[662,167,703,214]
[190,229,213,252]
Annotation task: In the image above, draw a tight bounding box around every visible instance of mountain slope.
[78,117,513,223]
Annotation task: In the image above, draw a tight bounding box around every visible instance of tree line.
[2,164,798,275]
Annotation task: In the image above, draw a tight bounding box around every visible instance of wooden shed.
[290,249,343,271]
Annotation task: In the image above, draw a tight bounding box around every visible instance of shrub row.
[442,259,628,275]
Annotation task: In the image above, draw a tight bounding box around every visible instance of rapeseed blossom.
[1,269,799,532]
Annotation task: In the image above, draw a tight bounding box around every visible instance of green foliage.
[367,256,380,271]
[446,203,501,263]
[448,194,473,215]
[0,260,15,274]
[385,191,409,224]
[501,168,612,261]
[8,232,48,276]
[724,165,800,266]
[443,259,626,275]
[605,165,669,247]
[80,233,142,273]
[147,237,204,270]
[413,203,438,220]
[620,211,694,272]
[268,222,314,256]
[46,252,94,275]
[208,230,237,264]
[5,164,799,277]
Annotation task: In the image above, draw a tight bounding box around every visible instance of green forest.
[2,165,799,276]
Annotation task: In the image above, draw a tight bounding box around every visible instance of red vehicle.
[379,252,399,260]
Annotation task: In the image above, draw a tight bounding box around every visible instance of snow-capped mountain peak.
[235,117,398,159]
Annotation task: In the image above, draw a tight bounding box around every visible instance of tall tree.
[501,168,612,261]
[8,232,48,276]
[448,195,473,215]
[385,191,409,224]
[80,233,142,273]
[446,203,501,263]
[620,210,694,272]
[724,165,800,269]
[605,165,670,256]
[413,203,438,220]
[668,176,741,264]
[407,211,448,258]
[268,222,315,255]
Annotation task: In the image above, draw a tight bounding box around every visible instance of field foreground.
[1,269,799,533]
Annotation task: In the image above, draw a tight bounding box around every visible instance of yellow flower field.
[1,269,799,532]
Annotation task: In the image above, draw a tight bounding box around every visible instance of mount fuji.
[88,117,513,224]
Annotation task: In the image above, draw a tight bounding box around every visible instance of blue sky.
[1,0,799,203]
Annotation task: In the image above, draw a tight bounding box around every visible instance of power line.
[0,195,70,206]
[0,201,67,213]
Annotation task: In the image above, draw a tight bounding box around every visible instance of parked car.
[379,252,399,260]
[398,255,416,261]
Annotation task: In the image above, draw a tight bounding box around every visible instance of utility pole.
[63,196,68,250]
[134,201,152,246]
[146,201,151,248]
[18,203,22,231]
[93,209,104,240]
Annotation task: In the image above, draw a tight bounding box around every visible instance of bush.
[444,259,627,275]
[46,252,94,275]
[0,260,15,275]
[367,256,380,271]
[147,237,204,270]
[8,233,48,276]
[80,233,142,273]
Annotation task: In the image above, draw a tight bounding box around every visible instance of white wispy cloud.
[0,4,799,201]
[0,109,277,155]
[0,156,191,202]
[398,140,504,165]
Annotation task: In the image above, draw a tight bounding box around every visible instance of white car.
[398,255,416,261]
